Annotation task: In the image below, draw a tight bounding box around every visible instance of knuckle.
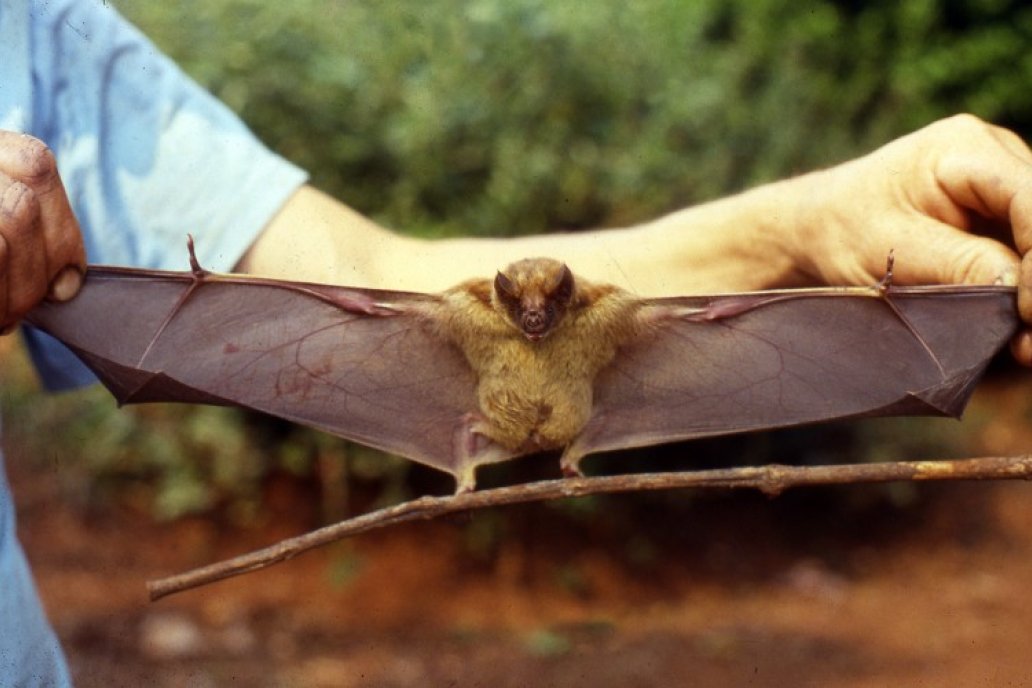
[934,113,987,139]
[0,180,41,229]
[9,136,60,187]
[946,112,985,129]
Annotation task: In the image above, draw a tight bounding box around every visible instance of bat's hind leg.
[558,442,588,479]
[452,412,515,494]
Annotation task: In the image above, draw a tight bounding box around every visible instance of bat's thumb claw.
[48,265,83,302]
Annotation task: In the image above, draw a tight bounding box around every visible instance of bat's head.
[493,258,575,342]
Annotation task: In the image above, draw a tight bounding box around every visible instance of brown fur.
[434,258,643,452]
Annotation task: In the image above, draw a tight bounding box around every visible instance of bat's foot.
[561,463,584,479]
[452,413,520,495]
[559,447,586,479]
[453,468,477,495]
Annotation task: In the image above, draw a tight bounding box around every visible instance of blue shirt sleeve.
[13,0,309,390]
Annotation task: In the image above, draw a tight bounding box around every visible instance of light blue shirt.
[0,1,308,684]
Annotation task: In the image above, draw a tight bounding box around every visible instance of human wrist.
[655,178,814,292]
[768,166,849,286]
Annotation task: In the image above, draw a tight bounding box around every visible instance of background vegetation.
[4,0,1031,522]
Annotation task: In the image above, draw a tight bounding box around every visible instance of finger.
[1017,252,1032,324]
[936,147,1032,225]
[0,176,48,322]
[935,141,1032,256]
[1010,330,1032,367]
[0,132,85,297]
[869,217,1020,287]
[48,265,82,301]
[987,124,1032,164]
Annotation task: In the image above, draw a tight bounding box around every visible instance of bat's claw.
[877,250,896,292]
[453,415,516,494]
[453,480,476,496]
[452,460,481,494]
[186,234,209,278]
[561,463,584,479]
[559,442,587,479]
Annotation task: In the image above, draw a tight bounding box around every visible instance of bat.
[25,240,1020,493]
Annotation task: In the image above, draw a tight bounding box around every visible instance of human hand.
[0,131,86,333]
[788,114,1032,364]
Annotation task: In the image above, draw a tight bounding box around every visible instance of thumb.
[47,264,83,302]
[876,220,1019,287]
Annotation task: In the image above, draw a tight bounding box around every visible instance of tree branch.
[147,454,1032,601]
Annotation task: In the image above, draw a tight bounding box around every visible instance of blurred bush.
[118,0,1032,235]
[5,0,1029,520]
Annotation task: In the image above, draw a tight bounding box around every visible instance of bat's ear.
[549,264,575,306]
[495,271,517,299]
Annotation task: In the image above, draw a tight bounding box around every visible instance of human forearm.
[240,179,804,296]
[240,115,1032,367]
[419,178,806,295]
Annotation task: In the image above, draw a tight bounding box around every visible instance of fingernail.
[995,265,1019,287]
[48,265,83,301]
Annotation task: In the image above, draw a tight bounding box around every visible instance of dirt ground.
[10,384,1032,688]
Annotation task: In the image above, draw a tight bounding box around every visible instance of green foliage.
[117,0,1032,238]
[2,346,257,519]
[8,0,1028,517]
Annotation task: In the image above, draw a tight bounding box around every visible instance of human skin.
[3,114,1032,361]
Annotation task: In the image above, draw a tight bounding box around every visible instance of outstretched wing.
[27,258,1020,484]
[574,285,1019,456]
[25,264,482,480]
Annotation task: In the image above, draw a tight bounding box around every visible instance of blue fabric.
[0,414,72,687]
[0,0,309,684]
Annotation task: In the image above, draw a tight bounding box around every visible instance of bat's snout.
[521,310,551,339]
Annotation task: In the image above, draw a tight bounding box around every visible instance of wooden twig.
[147,455,1032,601]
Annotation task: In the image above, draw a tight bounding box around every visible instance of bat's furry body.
[431,259,647,487]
